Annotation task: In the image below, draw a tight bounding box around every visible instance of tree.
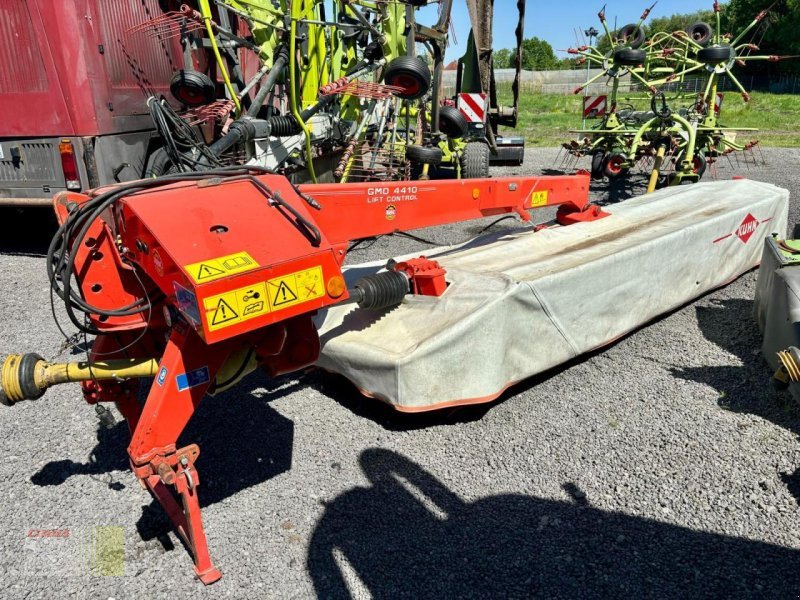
[493,48,513,69]
[724,0,800,74]
[519,37,559,71]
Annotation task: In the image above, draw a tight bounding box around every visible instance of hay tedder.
[563,1,792,189]
[135,0,525,183]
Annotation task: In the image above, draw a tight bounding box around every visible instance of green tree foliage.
[493,48,513,69]
[520,37,559,70]
[724,0,800,73]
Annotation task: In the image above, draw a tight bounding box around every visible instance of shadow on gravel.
[0,207,57,256]
[669,298,800,504]
[308,448,800,598]
[29,372,295,544]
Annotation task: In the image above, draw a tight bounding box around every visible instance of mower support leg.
[127,325,233,585]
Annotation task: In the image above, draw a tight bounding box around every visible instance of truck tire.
[617,24,646,49]
[406,144,443,165]
[439,105,469,138]
[686,22,713,46]
[384,56,431,100]
[461,142,490,179]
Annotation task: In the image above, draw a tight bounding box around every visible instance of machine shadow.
[0,207,58,256]
[669,298,800,503]
[29,372,295,540]
[308,448,800,598]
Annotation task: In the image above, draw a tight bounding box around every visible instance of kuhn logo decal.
[713,213,772,245]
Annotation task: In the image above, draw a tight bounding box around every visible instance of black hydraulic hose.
[246,48,289,117]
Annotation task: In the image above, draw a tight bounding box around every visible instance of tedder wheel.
[460,141,490,179]
[439,106,469,139]
[591,150,606,180]
[686,21,713,46]
[384,56,432,100]
[170,70,216,106]
[617,24,646,49]
[603,152,628,179]
[677,150,707,178]
[612,48,647,67]
[406,144,444,165]
[697,45,734,65]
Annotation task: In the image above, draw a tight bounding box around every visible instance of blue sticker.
[173,282,201,327]
[156,366,168,387]
[176,366,210,392]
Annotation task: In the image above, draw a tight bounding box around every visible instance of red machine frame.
[51,171,601,583]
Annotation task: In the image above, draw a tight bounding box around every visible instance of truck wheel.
[461,142,490,179]
[617,24,646,49]
[439,106,469,139]
[686,22,713,46]
[591,150,606,180]
[384,56,431,100]
[406,144,444,165]
[170,70,215,106]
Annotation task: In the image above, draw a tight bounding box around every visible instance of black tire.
[439,105,469,138]
[170,70,215,106]
[591,150,606,180]
[612,48,647,67]
[603,152,628,179]
[460,142,490,179]
[677,150,707,178]
[697,45,734,65]
[406,144,443,165]
[686,21,713,45]
[384,56,431,100]
[617,24,646,49]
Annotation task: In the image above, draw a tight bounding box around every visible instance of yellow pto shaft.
[0,354,158,406]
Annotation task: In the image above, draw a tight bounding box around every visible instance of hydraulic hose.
[246,48,289,118]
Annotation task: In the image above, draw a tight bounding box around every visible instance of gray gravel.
[2,148,800,599]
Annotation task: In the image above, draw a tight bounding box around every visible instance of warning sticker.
[268,266,324,312]
[185,252,259,284]
[202,282,270,331]
[530,190,549,207]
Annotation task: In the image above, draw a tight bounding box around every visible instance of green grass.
[496,86,800,147]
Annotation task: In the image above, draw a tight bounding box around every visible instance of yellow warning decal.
[530,190,549,207]
[268,266,324,312]
[202,282,269,331]
[185,251,259,284]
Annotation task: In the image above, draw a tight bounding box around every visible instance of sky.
[416,0,722,60]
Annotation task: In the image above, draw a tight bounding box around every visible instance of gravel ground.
[2,148,800,599]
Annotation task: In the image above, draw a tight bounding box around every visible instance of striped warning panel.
[457,93,486,123]
[582,95,607,119]
[714,92,724,115]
